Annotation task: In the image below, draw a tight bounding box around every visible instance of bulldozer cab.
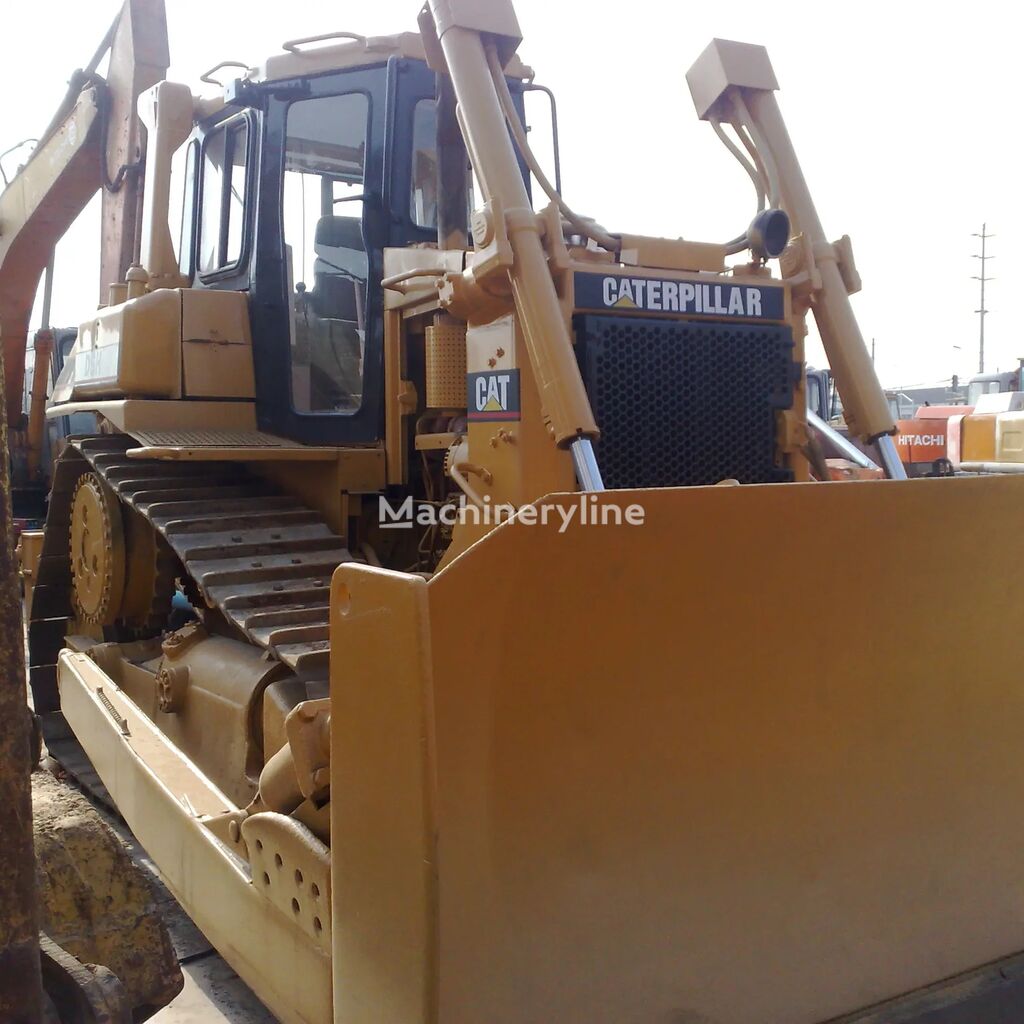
[179,57,524,447]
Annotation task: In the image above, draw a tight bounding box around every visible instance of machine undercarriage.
[32,433,342,826]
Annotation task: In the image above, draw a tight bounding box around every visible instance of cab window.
[410,98,438,229]
[199,119,249,274]
[169,139,198,278]
[282,93,369,414]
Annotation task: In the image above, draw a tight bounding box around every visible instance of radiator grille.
[575,315,797,489]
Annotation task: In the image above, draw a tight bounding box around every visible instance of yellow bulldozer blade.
[331,474,1024,1024]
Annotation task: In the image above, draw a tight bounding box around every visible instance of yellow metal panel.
[251,32,531,89]
[330,570,436,1024]
[181,288,252,344]
[384,307,413,486]
[961,412,997,462]
[117,289,182,396]
[617,234,726,273]
[253,451,384,537]
[995,411,1024,462]
[445,315,575,561]
[181,290,255,397]
[46,399,257,432]
[70,289,182,399]
[688,38,779,119]
[182,341,255,398]
[333,476,1024,1024]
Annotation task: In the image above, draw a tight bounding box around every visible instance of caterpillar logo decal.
[468,369,521,421]
[574,271,784,320]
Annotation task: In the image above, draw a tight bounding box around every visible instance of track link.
[29,435,351,713]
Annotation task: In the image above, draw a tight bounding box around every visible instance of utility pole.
[871,337,876,365]
[972,224,993,374]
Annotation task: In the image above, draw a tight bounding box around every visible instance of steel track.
[28,434,351,715]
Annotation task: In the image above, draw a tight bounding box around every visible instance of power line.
[972,223,994,374]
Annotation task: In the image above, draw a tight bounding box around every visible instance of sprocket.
[68,470,177,635]
[69,472,125,626]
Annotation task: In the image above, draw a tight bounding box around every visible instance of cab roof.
[241,31,532,86]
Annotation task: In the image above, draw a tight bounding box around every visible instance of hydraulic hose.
[485,44,619,253]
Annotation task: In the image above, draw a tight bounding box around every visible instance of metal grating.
[129,429,297,448]
[575,315,798,489]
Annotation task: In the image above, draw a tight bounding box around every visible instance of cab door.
[248,66,388,445]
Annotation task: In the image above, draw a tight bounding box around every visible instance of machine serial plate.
[573,271,784,320]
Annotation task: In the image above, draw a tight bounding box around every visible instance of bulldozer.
[11,0,1024,1021]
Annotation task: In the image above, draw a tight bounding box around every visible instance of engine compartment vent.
[574,314,798,489]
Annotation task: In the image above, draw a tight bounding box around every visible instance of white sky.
[1,0,1017,390]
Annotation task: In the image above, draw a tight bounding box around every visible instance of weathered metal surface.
[99,0,170,297]
[33,768,183,1018]
[0,300,42,1021]
[39,932,130,1024]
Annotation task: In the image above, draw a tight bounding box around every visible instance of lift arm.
[687,40,906,478]
[419,0,605,491]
